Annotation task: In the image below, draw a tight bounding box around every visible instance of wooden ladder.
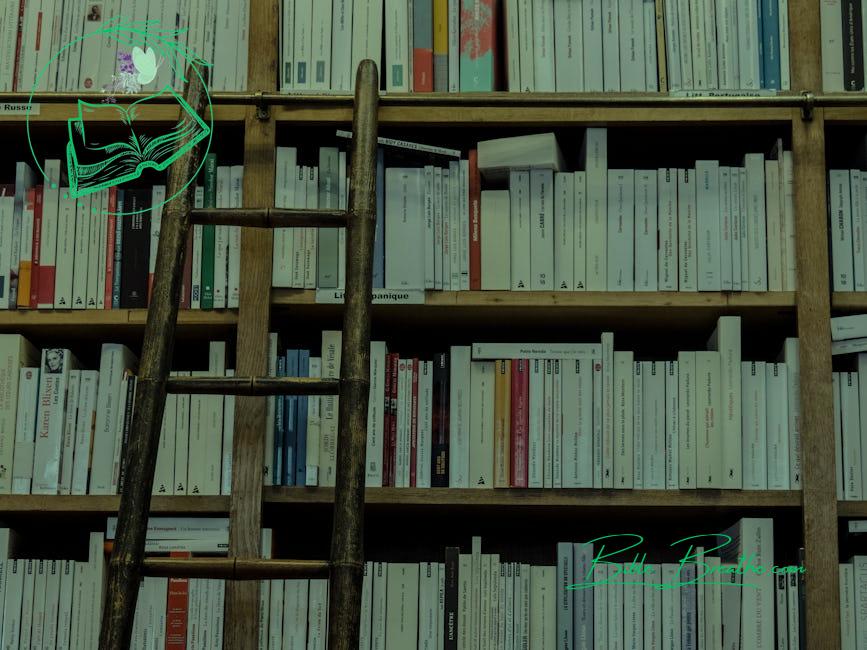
[98,61,380,650]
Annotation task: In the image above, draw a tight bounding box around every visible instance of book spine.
[26,187,42,310]
[413,0,434,91]
[431,352,449,488]
[469,149,481,290]
[103,191,116,310]
[201,154,217,309]
[37,160,60,308]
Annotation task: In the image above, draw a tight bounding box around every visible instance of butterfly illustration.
[131,46,163,85]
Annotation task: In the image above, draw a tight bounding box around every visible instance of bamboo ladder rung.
[141,558,331,580]
[190,207,348,228]
[164,376,341,396]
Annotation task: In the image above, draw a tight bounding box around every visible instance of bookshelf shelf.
[832,293,867,311]
[271,290,796,329]
[0,309,238,334]
[262,487,802,512]
[0,104,247,124]
[0,495,229,516]
[837,501,867,517]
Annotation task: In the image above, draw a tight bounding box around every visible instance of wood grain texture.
[327,60,379,650]
[141,558,330,579]
[263,487,801,509]
[222,0,278,645]
[793,108,840,650]
[165,376,339,396]
[190,208,347,228]
[98,69,208,650]
[788,0,820,91]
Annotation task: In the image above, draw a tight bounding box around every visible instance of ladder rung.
[165,376,340,396]
[190,207,348,228]
[141,558,331,580]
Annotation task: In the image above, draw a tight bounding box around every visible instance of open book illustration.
[66,85,210,198]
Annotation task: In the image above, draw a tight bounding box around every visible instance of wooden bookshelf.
[0,0,845,646]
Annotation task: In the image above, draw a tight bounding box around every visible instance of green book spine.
[201,153,217,309]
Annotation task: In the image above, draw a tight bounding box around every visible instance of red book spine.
[11,1,26,91]
[410,358,419,487]
[29,187,43,310]
[468,149,481,290]
[104,189,117,309]
[383,353,393,487]
[413,46,434,92]
[389,353,399,488]
[510,358,529,487]
[180,232,193,309]
[165,550,191,648]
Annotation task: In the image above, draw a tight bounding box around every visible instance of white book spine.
[657,168,678,291]
[509,171,532,291]
[583,128,608,291]
[173,371,191,494]
[533,0,556,90]
[606,169,635,290]
[554,173,575,291]
[677,351,696,489]
[696,160,722,291]
[830,169,855,290]
[745,153,768,290]
[767,362,791,490]
[742,361,768,489]
[765,159,784,291]
[719,166,734,290]
[677,169,697,291]
[665,361,679,490]
[13,366,39,494]
[602,0,621,90]
[618,0,645,90]
[614,351,634,489]
[635,169,658,291]
[821,0,844,91]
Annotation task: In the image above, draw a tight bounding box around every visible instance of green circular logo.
[25,16,214,217]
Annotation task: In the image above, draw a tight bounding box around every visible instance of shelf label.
[0,103,40,115]
[315,289,425,305]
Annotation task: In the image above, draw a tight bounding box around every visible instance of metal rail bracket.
[801,91,815,122]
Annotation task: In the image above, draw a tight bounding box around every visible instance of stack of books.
[0,155,242,311]
[273,129,797,293]
[0,335,235,497]
[270,318,802,492]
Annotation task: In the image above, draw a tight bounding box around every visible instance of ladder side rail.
[98,68,209,650]
[327,59,380,650]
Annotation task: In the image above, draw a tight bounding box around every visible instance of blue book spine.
[284,350,299,487]
[756,0,765,88]
[373,148,385,288]
[760,0,779,89]
[274,356,286,486]
[113,191,124,309]
[296,349,310,486]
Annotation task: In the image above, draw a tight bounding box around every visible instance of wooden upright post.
[222,0,278,646]
[788,1,840,648]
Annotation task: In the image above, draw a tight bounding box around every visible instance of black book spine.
[120,190,151,308]
[842,0,865,90]
[116,374,137,493]
[444,546,459,650]
[431,351,450,487]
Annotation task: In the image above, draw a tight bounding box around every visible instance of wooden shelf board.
[0,309,238,333]
[832,293,867,311]
[838,501,867,517]
[0,103,247,123]
[823,106,867,123]
[272,290,795,309]
[275,103,794,125]
[0,495,229,515]
[263,487,801,510]
[271,290,796,331]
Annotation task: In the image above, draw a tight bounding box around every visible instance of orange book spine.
[17,188,35,309]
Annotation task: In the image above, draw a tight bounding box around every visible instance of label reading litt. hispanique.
[315,289,425,304]
[0,103,40,115]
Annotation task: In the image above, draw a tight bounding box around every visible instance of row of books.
[345,521,796,650]
[0,335,235,497]
[833,363,867,501]
[0,157,243,311]
[285,318,802,491]
[821,0,867,92]
[277,0,791,94]
[840,556,867,649]
[0,0,250,92]
[0,531,105,650]
[832,313,867,356]
[661,0,790,92]
[829,169,867,293]
[274,129,796,293]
